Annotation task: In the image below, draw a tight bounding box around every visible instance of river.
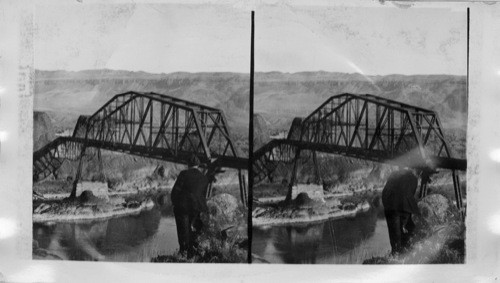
[33,206,179,262]
[252,204,391,264]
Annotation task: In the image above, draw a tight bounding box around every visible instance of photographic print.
[31,3,250,263]
[251,4,467,264]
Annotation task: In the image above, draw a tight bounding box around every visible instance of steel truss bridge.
[253,93,466,211]
[33,91,248,205]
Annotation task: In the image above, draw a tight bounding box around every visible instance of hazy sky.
[35,3,467,75]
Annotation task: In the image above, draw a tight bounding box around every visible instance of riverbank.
[252,188,375,227]
[253,201,370,227]
[256,187,382,205]
[363,193,465,264]
[33,197,155,223]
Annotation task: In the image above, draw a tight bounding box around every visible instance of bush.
[151,222,247,263]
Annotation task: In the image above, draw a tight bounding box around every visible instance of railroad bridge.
[33,91,248,205]
[253,93,466,211]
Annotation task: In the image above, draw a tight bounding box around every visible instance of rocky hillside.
[254,72,467,133]
[253,113,270,150]
[33,111,55,151]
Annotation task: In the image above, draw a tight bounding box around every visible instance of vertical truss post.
[419,177,428,199]
[205,160,217,200]
[312,151,322,185]
[452,170,464,218]
[238,169,247,207]
[206,182,213,199]
[69,145,87,199]
[97,148,104,180]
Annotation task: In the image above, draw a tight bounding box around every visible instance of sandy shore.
[252,202,370,227]
[33,200,155,223]
[256,187,382,205]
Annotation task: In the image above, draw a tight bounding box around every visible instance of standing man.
[171,154,209,256]
[382,167,420,255]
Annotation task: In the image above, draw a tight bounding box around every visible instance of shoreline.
[33,200,155,224]
[256,187,383,205]
[252,202,371,227]
[37,186,171,201]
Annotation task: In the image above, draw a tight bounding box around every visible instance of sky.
[35,3,467,75]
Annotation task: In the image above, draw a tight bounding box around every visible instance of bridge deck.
[34,136,248,171]
[255,139,466,171]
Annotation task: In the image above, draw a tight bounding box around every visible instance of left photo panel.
[32,3,250,263]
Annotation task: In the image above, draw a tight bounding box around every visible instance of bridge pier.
[69,145,87,199]
[286,148,301,203]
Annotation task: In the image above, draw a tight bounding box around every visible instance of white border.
[0,0,499,282]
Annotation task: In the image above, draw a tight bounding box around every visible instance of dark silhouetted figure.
[382,168,420,255]
[171,155,209,256]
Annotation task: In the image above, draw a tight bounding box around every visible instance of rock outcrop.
[33,111,55,151]
[207,193,240,227]
[206,193,245,240]
[414,193,461,229]
[253,113,270,149]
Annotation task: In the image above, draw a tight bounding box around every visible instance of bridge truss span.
[34,91,248,205]
[299,93,459,168]
[73,91,241,164]
[253,93,466,212]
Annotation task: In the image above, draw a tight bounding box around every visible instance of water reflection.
[34,207,166,261]
[253,205,390,264]
[273,223,324,264]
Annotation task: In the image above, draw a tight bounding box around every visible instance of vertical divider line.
[247,10,255,264]
[467,7,470,107]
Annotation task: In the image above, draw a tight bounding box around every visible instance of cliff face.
[33,111,55,151]
[34,70,250,135]
[253,114,270,149]
[254,72,467,132]
[34,70,467,145]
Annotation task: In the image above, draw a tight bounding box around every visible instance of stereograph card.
[0,0,499,282]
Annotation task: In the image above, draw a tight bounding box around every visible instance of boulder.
[414,194,461,229]
[79,190,98,203]
[294,192,314,206]
[125,200,141,209]
[252,207,267,218]
[34,203,51,214]
[292,184,325,202]
[342,202,356,211]
[76,182,109,199]
[207,193,240,230]
[153,165,166,178]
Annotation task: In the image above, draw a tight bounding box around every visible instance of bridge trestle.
[253,93,466,214]
[33,91,248,206]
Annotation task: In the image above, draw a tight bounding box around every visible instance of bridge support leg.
[419,179,428,199]
[286,148,301,203]
[206,182,213,199]
[69,146,86,200]
[312,151,322,185]
[452,170,464,219]
[97,148,104,180]
[238,170,247,207]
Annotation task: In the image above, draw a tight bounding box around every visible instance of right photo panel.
[251,4,467,264]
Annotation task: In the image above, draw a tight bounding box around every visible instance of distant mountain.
[254,72,467,133]
[34,69,250,136]
[35,69,467,141]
